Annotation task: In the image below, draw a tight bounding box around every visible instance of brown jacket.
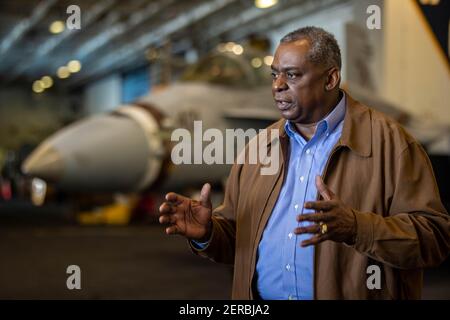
[191,94,450,299]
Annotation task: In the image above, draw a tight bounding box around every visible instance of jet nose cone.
[22,143,63,182]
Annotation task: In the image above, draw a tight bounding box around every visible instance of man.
[159,26,450,299]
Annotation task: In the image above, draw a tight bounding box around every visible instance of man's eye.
[286,72,297,79]
[271,72,278,79]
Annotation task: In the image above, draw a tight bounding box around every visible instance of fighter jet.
[23,44,428,195]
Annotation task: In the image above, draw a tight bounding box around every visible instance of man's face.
[271,39,330,123]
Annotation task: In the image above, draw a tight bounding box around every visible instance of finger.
[159,202,175,214]
[200,183,212,209]
[165,192,185,205]
[297,212,332,222]
[315,176,335,201]
[165,225,180,235]
[304,200,337,211]
[294,224,320,235]
[159,214,174,225]
[300,234,329,247]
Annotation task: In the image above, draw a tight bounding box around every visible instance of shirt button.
[288,233,293,239]
[294,204,299,210]
[300,176,304,182]
[288,295,295,300]
[306,149,310,154]
[286,264,291,271]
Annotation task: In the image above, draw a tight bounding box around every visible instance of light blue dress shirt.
[256,93,346,300]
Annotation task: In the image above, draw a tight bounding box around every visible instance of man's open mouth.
[275,100,294,111]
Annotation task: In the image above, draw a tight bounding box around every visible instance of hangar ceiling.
[0,0,345,88]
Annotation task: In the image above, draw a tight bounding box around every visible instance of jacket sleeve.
[352,141,450,269]
[188,162,242,265]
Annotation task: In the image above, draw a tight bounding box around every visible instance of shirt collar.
[284,91,346,140]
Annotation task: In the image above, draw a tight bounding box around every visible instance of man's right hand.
[158,183,213,242]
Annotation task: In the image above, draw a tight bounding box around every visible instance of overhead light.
[225,42,235,52]
[41,76,53,89]
[67,60,82,73]
[263,55,274,66]
[255,0,278,9]
[216,43,227,53]
[32,80,44,93]
[232,44,244,55]
[251,57,262,68]
[49,20,65,34]
[419,0,440,4]
[57,66,70,79]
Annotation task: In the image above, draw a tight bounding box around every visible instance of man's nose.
[273,75,288,92]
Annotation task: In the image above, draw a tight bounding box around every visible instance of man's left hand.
[294,176,356,247]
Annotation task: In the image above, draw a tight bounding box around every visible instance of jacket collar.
[273,90,372,158]
[339,92,372,157]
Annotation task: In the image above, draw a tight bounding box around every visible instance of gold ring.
[319,221,328,234]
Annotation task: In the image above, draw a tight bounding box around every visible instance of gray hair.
[280,26,342,70]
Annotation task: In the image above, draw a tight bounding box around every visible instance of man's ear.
[325,67,340,91]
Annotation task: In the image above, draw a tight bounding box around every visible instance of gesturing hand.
[159,183,213,242]
[294,176,356,247]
